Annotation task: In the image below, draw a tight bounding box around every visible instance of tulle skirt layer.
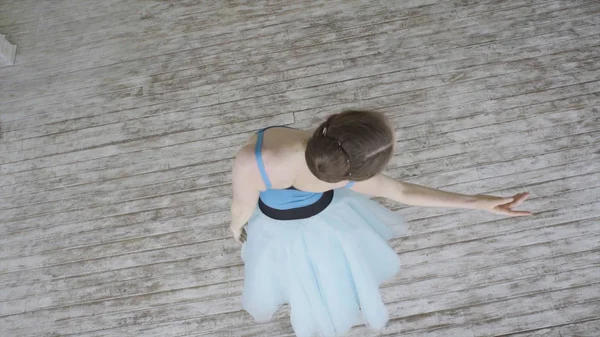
[242,188,407,337]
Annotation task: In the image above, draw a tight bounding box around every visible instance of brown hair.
[305,110,395,183]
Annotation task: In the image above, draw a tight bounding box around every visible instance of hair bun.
[305,110,394,183]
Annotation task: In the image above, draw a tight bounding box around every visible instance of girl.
[230,110,531,337]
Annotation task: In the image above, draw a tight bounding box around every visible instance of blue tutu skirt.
[241,188,408,337]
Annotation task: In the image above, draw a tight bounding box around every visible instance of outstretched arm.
[353,174,532,216]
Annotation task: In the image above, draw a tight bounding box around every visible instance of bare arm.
[229,147,262,242]
[353,174,532,216]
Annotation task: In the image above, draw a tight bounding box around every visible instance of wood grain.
[1,0,599,336]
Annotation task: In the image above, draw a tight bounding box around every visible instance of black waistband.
[258,190,334,220]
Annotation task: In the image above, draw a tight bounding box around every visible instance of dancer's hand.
[230,225,247,244]
[230,225,242,243]
[476,192,533,216]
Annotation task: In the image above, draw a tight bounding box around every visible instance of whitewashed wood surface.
[0,0,599,336]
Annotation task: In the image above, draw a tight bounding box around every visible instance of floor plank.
[1,0,599,336]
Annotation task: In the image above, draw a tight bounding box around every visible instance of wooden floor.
[0,0,599,336]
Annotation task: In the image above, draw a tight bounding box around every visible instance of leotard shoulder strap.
[255,129,272,189]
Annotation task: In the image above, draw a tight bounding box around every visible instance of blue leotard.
[255,127,354,211]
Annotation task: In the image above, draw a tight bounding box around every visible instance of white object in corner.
[0,33,17,65]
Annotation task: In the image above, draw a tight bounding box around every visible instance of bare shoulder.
[233,143,256,172]
[231,143,267,190]
[232,127,308,189]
